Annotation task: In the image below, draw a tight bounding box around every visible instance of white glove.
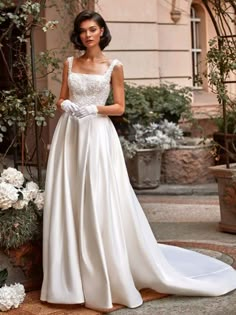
[72,105,98,119]
[61,99,78,113]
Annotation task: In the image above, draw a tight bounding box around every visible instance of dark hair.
[70,10,111,50]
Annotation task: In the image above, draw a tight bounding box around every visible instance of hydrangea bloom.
[13,199,29,210]
[26,181,39,192]
[34,192,44,210]
[23,181,39,201]
[0,167,44,211]
[0,284,25,312]
[0,182,19,210]
[1,167,24,188]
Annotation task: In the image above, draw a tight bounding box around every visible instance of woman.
[41,10,236,311]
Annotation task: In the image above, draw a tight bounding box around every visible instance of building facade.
[1,1,234,145]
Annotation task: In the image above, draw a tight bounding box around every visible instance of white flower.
[0,283,25,312]
[0,182,19,210]
[20,181,39,202]
[13,199,29,210]
[159,119,183,139]
[26,181,39,191]
[25,181,39,199]
[22,188,34,202]
[120,120,184,159]
[1,167,24,188]
[34,191,44,210]
[42,20,59,32]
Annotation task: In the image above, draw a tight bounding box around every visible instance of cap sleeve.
[67,56,74,73]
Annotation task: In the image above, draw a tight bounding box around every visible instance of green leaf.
[0,268,8,288]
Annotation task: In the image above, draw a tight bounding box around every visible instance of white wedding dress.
[40,57,236,310]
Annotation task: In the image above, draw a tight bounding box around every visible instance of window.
[191,6,202,88]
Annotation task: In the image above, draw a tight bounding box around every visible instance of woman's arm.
[97,63,125,116]
[56,60,69,111]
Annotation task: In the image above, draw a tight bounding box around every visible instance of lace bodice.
[67,57,121,107]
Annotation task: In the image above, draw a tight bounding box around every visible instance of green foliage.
[206,37,236,111]
[204,0,236,138]
[107,83,192,136]
[0,89,56,138]
[206,37,236,136]
[214,110,236,134]
[141,83,192,123]
[124,83,162,125]
[203,0,236,165]
[0,201,42,249]
[0,0,59,157]
[107,83,158,126]
[0,268,8,288]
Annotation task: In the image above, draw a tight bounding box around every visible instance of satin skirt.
[41,113,236,309]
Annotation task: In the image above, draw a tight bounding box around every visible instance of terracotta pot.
[0,241,42,291]
[126,148,162,189]
[209,163,236,234]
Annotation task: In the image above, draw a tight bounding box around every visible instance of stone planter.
[161,138,215,184]
[0,241,42,291]
[126,148,162,189]
[209,163,236,234]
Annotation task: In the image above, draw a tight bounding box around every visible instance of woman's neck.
[83,46,105,62]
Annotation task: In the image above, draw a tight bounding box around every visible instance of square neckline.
[69,56,116,77]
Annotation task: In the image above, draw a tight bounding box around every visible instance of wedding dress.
[40,57,236,310]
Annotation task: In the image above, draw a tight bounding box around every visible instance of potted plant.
[107,83,192,137]
[0,167,44,291]
[202,0,236,233]
[120,120,183,189]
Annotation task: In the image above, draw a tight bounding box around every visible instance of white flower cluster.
[1,167,24,188]
[158,119,183,140]
[120,120,184,158]
[0,167,44,211]
[134,120,183,150]
[0,284,25,312]
[119,136,138,159]
[42,20,59,32]
[21,1,40,14]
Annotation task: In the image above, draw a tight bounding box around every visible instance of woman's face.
[79,19,104,49]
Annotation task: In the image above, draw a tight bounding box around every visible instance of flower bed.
[0,167,44,310]
[0,167,43,249]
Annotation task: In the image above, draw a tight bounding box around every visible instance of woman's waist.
[70,99,106,108]
[62,111,110,121]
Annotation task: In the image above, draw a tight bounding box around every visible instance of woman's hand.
[61,100,78,114]
[72,105,98,118]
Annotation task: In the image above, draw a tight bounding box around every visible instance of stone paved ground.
[111,195,236,315]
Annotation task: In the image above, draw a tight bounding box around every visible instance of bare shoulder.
[104,57,122,66]
[63,58,69,67]
[113,62,123,71]
[112,61,124,76]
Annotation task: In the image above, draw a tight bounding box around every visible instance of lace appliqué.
[67,57,122,108]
